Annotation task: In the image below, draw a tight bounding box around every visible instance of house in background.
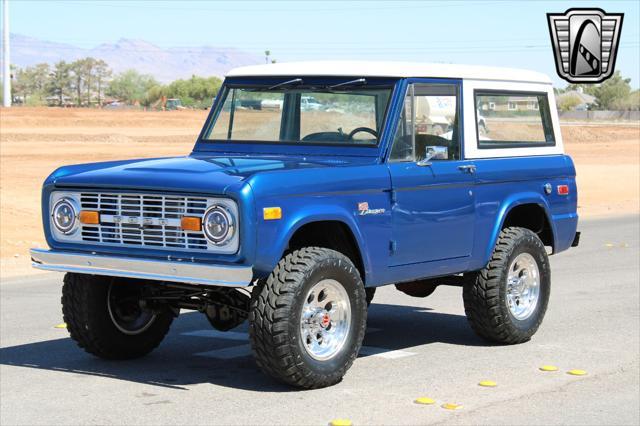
[478,96,539,112]
[557,87,597,111]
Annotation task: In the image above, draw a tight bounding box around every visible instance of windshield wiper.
[327,78,367,90]
[268,78,304,90]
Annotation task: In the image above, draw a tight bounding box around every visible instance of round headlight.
[52,198,77,234]
[202,205,235,245]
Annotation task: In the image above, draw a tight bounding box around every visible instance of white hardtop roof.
[226,61,552,84]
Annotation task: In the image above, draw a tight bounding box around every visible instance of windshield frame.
[193,76,401,157]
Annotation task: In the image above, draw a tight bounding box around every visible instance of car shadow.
[0,303,486,392]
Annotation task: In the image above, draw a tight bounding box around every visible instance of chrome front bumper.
[30,248,253,287]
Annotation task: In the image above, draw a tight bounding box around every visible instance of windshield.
[203,81,393,146]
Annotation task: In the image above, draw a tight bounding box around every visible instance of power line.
[29,0,505,13]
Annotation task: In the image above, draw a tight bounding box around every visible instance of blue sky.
[4,0,640,87]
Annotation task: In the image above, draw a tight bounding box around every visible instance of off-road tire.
[249,247,367,389]
[463,227,550,344]
[62,273,174,360]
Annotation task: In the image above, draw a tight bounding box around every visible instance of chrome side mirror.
[417,146,448,166]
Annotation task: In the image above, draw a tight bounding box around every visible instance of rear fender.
[484,192,556,264]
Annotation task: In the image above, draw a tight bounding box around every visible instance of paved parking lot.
[1,215,638,425]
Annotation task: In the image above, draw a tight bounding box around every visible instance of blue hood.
[49,154,374,195]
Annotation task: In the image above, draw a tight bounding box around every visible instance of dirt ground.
[1,107,638,278]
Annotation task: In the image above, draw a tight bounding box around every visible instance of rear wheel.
[249,247,367,388]
[62,273,174,359]
[463,227,550,344]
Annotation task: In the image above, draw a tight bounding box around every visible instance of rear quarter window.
[474,90,555,149]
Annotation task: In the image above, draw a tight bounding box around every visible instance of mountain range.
[8,33,263,82]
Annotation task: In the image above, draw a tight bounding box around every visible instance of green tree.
[83,58,98,106]
[93,59,111,106]
[70,58,98,106]
[164,75,222,108]
[106,69,158,105]
[611,89,640,111]
[30,63,51,101]
[557,94,582,112]
[565,83,597,96]
[47,61,72,106]
[592,71,632,109]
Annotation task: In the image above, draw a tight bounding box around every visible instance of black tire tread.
[62,273,173,360]
[248,247,367,389]
[463,227,549,344]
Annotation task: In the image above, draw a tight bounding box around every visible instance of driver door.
[387,81,476,268]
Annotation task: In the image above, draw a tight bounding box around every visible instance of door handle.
[458,165,476,174]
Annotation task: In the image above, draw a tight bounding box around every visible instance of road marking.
[358,346,416,359]
[478,380,497,387]
[183,326,382,341]
[181,329,248,341]
[441,403,463,410]
[414,397,436,405]
[185,328,415,360]
[539,365,559,372]
[329,419,352,426]
[195,344,252,359]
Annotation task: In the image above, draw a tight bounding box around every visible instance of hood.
[49,154,374,195]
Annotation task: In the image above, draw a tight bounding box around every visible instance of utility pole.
[2,0,10,107]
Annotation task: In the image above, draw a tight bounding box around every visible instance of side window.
[474,91,555,148]
[389,84,460,162]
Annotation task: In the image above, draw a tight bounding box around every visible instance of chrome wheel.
[107,282,157,335]
[506,253,540,320]
[300,279,351,361]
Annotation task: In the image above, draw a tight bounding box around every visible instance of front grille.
[79,192,210,251]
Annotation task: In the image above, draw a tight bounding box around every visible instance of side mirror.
[417,146,448,166]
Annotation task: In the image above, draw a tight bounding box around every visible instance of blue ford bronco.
[32,61,580,388]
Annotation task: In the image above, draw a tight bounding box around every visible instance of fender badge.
[358,202,385,216]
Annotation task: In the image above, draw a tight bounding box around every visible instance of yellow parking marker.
[567,369,587,376]
[54,323,67,329]
[329,419,352,426]
[539,365,559,372]
[604,243,614,248]
[441,403,462,410]
[414,397,436,405]
[478,380,497,387]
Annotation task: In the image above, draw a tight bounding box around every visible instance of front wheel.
[62,273,174,359]
[249,247,367,388]
[463,227,550,344]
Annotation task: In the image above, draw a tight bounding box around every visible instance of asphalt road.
[1,215,638,425]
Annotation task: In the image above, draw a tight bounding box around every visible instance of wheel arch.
[484,193,556,264]
[283,216,370,285]
[253,203,373,285]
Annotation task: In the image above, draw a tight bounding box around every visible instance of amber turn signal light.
[263,207,282,220]
[181,216,202,231]
[78,210,100,224]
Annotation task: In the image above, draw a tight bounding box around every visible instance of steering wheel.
[347,127,378,140]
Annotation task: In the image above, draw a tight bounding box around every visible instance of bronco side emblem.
[547,8,623,83]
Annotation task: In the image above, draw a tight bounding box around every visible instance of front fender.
[483,192,556,264]
[252,202,374,282]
